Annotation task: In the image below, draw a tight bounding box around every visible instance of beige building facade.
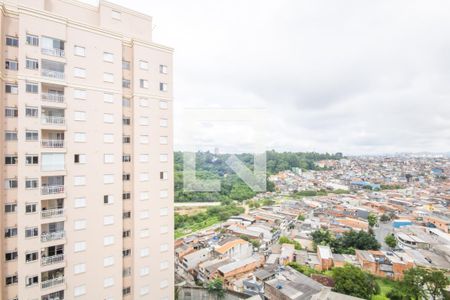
[0,0,174,299]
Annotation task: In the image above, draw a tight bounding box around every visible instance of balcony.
[41,48,65,57]
[41,60,65,80]
[41,253,64,266]
[42,69,65,80]
[41,231,65,242]
[42,116,65,125]
[41,185,64,195]
[41,140,64,148]
[41,276,64,289]
[42,93,64,103]
[42,290,64,300]
[41,208,64,219]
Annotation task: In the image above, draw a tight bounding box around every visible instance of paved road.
[374,221,394,250]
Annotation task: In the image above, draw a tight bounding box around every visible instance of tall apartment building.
[0,0,174,299]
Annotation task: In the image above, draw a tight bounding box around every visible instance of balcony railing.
[41,277,64,289]
[41,139,64,148]
[42,69,65,80]
[41,208,64,219]
[41,231,65,242]
[41,185,64,195]
[42,116,65,125]
[41,48,65,57]
[41,254,64,266]
[42,93,64,103]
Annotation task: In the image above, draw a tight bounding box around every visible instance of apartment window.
[123,136,131,144]
[139,60,149,70]
[160,226,169,234]
[123,211,131,219]
[123,286,131,295]
[139,154,149,163]
[139,116,149,126]
[74,89,87,99]
[74,176,86,186]
[25,155,39,165]
[139,135,149,144]
[104,154,114,164]
[5,179,18,189]
[160,64,168,74]
[74,154,87,164]
[5,131,18,141]
[160,260,169,270]
[25,106,38,117]
[160,118,168,127]
[26,82,38,93]
[122,192,131,200]
[74,45,85,56]
[140,229,149,238]
[160,171,168,180]
[112,10,121,20]
[160,136,168,145]
[25,203,37,213]
[103,195,114,204]
[160,280,169,289]
[26,34,39,46]
[5,227,17,238]
[26,58,39,70]
[123,267,132,277]
[25,275,38,287]
[160,154,168,162]
[103,235,114,246]
[103,52,114,62]
[140,192,149,201]
[103,174,114,184]
[122,155,131,163]
[160,100,168,109]
[160,82,168,92]
[123,117,131,125]
[139,79,149,89]
[25,178,38,189]
[104,93,114,103]
[5,155,17,165]
[122,79,130,89]
[140,286,150,296]
[5,59,18,70]
[74,197,86,208]
[25,251,38,262]
[160,244,169,252]
[139,173,149,182]
[74,285,86,297]
[6,36,18,47]
[74,132,86,142]
[5,83,18,94]
[140,267,149,277]
[73,67,86,78]
[5,274,18,286]
[74,241,86,252]
[122,60,130,69]
[104,133,114,143]
[74,263,86,274]
[160,207,169,216]
[5,107,18,117]
[74,111,86,121]
[104,256,114,267]
[5,203,17,213]
[123,230,131,238]
[25,227,38,238]
[5,251,18,261]
[123,173,130,181]
[103,113,114,123]
[160,190,168,198]
[123,249,131,257]
[74,219,87,230]
[139,210,150,220]
[140,248,149,257]
[103,72,114,83]
[139,98,149,107]
[103,215,114,225]
[25,130,38,141]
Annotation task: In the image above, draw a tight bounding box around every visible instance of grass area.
[174,216,220,239]
[371,278,400,299]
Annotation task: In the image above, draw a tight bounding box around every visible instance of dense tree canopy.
[332,264,379,299]
[311,229,380,254]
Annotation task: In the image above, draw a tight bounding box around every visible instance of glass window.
[26,34,39,46]
[5,60,18,70]
[6,36,18,47]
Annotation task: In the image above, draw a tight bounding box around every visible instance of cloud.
[86,0,450,154]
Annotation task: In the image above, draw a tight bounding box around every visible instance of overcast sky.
[85,0,450,155]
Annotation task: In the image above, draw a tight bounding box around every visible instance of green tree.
[368,213,378,227]
[332,264,378,299]
[279,236,302,250]
[401,267,449,300]
[207,278,225,299]
[287,262,320,276]
[380,214,391,222]
[384,234,397,249]
[311,229,334,247]
[386,289,410,300]
[297,214,305,221]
